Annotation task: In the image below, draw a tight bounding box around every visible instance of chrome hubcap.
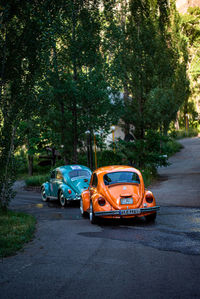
[60,193,65,206]
[89,202,93,221]
[42,189,46,200]
[80,200,83,214]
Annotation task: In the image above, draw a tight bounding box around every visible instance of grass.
[164,139,183,157]
[0,210,36,258]
[175,128,199,139]
[25,174,49,187]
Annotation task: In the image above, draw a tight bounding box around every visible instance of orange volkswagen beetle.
[80,165,160,224]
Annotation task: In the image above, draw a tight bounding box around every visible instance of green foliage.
[98,150,124,168]
[172,128,199,139]
[179,7,200,128]
[162,138,183,156]
[116,131,169,171]
[104,0,189,137]
[141,169,156,187]
[0,210,36,258]
[25,174,49,187]
[0,0,192,207]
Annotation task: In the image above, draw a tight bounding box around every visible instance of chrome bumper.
[68,195,81,201]
[94,206,160,217]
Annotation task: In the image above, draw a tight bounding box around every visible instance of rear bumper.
[68,195,81,201]
[94,206,160,217]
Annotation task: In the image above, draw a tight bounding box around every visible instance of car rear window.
[69,170,91,180]
[103,171,140,185]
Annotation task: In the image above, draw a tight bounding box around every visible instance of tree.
[179,7,200,128]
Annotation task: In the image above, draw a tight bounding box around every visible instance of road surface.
[0,137,200,299]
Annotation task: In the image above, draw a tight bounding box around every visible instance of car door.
[49,170,56,197]
[53,170,63,197]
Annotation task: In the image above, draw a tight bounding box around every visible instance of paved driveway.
[0,137,200,299]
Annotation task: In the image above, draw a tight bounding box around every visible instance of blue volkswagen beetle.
[41,165,92,207]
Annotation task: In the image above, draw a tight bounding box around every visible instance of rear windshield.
[69,170,91,181]
[103,171,140,186]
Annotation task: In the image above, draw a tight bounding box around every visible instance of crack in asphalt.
[78,219,200,256]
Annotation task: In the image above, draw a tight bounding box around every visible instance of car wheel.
[145,212,157,222]
[59,190,66,207]
[41,187,48,202]
[89,201,97,224]
[80,198,87,217]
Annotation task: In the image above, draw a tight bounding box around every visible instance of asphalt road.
[1,137,200,299]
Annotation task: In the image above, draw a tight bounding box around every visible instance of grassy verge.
[164,139,183,157]
[174,128,199,139]
[25,174,49,187]
[0,210,36,258]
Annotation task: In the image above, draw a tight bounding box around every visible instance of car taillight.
[146,193,153,203]
[68,189,72,194]
[98,197,106,206]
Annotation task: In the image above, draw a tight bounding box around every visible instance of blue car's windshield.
[69,170,91,181]
[103,171,140,186]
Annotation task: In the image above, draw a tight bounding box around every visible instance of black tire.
[145,212,157,222]
[80,198,87,218]
[59,190,66,207]
[89,201,97,224]
[41,187,48,202]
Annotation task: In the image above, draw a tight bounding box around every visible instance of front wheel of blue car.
[59,191,66,207]
[41,187,48,202]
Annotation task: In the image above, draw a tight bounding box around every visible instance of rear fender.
[59,184,76,199]
[143,190,156,207]
[82,190,90,212]
[92,193,112,213]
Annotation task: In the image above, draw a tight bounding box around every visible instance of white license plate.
[120,209,141,215]
[121,198,133,205]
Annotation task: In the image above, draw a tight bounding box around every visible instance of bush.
[25,174,49,186]
[98,150,124,167]
[162,139,183,157]
[141,168,156,187]
[116,130,170,171]
[172,128,199,139]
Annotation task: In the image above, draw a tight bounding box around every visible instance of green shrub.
[141,168,156,187]
[98,150,124,167]
[25,174,49,186]
[116,130,170,171]
[162,139,183,157]
[173,128,199,139]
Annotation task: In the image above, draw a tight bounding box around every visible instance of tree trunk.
[87,134,91,169]
[72,2,78,164]
[89,132,93,170]
[28,155,33,176]
[0,25,7,105]
[175,111,180,131]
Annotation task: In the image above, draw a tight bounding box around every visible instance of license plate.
[119,209,141,215]
[121,198,133,205]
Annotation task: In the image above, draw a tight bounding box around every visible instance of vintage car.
[41,165,92,206]
[81,165,160,223]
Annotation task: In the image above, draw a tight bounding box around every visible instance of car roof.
[55,165,91,174]
[94,165,140,175]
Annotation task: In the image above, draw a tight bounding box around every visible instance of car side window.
[56,171,63,180]
[91,173,98,188]
[50,171,56,179]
